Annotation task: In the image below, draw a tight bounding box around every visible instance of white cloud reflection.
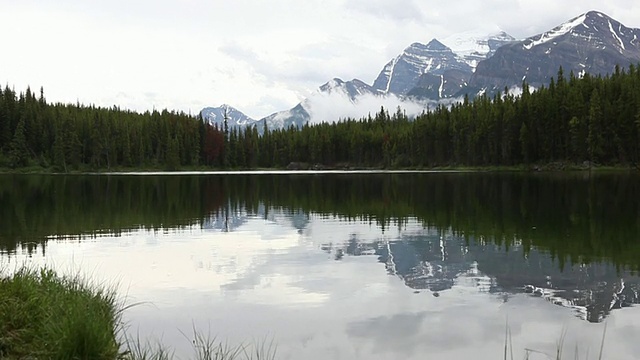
[2,211,634,360]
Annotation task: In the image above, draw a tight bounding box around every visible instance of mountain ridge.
[467,10,640,94]
[201,10,640,130]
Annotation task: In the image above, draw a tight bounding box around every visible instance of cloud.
[2,0,640,119]
[347,312,430,356]
[346,0,426,23]
[302,91,430,125]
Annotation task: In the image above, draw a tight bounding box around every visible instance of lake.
[1,172,639,359]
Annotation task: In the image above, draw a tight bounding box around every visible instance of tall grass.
[0,266,278,359]
[186,327,277,360]
[0,266,122,359]
[119,327,277,360]
[505,322,608,360]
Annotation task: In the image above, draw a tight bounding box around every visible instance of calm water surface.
[1,172,640,359]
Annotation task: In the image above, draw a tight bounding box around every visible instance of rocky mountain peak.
[318,78,376,101]
[372,38,471,96]
[319,78,346,91]
[424,39,450,51]
[468,10,640,96]
[202,11,640,130]
[521,10,639,54]
[200,104,257,129]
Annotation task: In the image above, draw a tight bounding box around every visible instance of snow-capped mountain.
[318,78,377,100]
[443,30,517,69]
[202,32,518,128]
[258,77,384,129]
[201,104,258,129]
[202,78,379,132]
[468,10,640,93]
[372,39,473,96]
[202,11,640,130]
[371,32,516,101]
[258,102,310,131]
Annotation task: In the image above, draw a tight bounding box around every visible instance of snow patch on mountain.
[318,78,377,100]
[523,13,587,50]
[443,30,517,69]
[201,104,258,128]
[608,19,625,50]
[372,40,471,96]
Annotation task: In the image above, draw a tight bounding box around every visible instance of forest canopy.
[1,65,640,171]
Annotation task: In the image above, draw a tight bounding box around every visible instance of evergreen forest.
[1,65,640,171]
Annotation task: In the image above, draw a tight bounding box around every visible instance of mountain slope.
[372,39,472,96]
[258,102,310,131]
[443,30,517,69]
[373,32,516,101]
[201,104,257,129]
[468,10,640,92]
[318,78,378,100]
[201,11,640,130]
[258,77,379,130]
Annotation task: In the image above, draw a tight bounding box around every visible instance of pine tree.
[519,122,530,164]
[222,109,229,168]
[166,135,180,171]
[8,117,29,168]
[569,116,587,162]
[587,89,605,164]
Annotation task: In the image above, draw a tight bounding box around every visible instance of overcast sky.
[1,1,638,118]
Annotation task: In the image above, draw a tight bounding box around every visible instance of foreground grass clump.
[0,267,121,359]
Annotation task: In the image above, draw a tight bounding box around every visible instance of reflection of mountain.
[322,227,640,323]
[2,173,639,322]
[323,231,496,294]
[379,234,479,293]
[202,203,310,233]
[474,243,640,323]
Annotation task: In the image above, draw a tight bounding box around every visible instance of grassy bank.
[0,267,121,359]
[0,266,277,359]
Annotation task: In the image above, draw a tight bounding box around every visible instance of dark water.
[1,172,639,359]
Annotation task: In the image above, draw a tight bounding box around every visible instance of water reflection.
[322,227,640,323]
[1,172,640,357]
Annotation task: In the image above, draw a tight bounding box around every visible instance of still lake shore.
[0,161,638,174]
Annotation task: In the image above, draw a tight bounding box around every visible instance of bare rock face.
[406,69,472,100]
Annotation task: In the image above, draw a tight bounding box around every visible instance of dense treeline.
[2,173,639,271]
[0,87,214,170]
[266,65,640,168]
[2,65,640,170]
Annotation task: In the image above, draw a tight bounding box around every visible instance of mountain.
[258,102,310,131]
[372,39,473,97]
[318,78,378,100]
[443,30,517,69]
[201,104,257,129]
[405,69,472,99]
[257,77,379,131]
[202,32,517,128]
[468,10,640,94]
[372,33,516,101]
[202,11,640,129]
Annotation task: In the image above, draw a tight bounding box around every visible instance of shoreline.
[0,163,638,175]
